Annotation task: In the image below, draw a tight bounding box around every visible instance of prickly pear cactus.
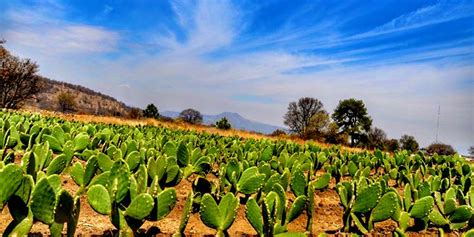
[237,167,266,194]
[410,196,434,219]
[371,192,398,222]
[352,183,382,213]
[30,177,57,225]
[200,192,238,235]
[173,192,193,236]
[149,188,177,221]
[124,193,154,220]
[87,184,111,215]
[0,164,23,210]
[246,198,264,236]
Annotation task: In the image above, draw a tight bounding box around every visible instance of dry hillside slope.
[25,78,135,116]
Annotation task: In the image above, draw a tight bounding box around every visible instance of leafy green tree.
[332,98,372,146]
[399,134,419,152]
[323,122,348,145]
[284,97,326,137]
[179,108,203,124]
[143,103,159,119]
[215,117,231,130]
[307,111,330,140]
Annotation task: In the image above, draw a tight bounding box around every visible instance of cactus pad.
[428,210,449,226]
[125,193,154,220]
[87,184,111,215]
[313,173,331,190]
[410,196,434,219]
[371,191,398,222]
[30,178,56,225]
[246,198,263,235]
[0,164,23,209]
[151,188,177,221]
[200,193,221,229]
[237,167,266,194]
[352,183,382,213]
[449,205,472,223]
[287,195,307,223]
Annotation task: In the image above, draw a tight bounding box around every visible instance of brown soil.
[1,175,461,236]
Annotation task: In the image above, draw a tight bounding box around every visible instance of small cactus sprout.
[199,192,238,236]
[173,192,194,237]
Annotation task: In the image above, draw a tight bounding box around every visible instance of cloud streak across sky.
[0,0,473,153]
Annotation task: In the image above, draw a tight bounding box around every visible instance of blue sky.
[1,0,473,153]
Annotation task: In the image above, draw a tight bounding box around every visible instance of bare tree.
[367,127,387,150]
[469,146,474,156]
[179,108,203,124]
[0,41,43,109]
[284,97,325,137]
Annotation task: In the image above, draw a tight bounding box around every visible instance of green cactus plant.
[173,192,194,237]
[199,192,238,237]
[429,189,473,231]
[337,179,400,234]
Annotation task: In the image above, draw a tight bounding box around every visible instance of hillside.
[162,111,286,134]
[25,78,135,117]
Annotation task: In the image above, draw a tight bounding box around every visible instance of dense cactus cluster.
[0,110,473,236]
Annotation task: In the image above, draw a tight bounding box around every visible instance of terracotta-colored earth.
[1,173,461,236]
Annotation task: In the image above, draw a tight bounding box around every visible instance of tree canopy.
[0,41,43,109]
[143,103,159,119]
[179,108,203,124]
[284,97,326,137]
[426,142,456,156]
[332,98,372,146]
[399,135,419,152]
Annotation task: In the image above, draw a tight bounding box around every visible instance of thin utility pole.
[436,105,440,142]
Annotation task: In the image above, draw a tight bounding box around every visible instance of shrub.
[270,129,287,137]
[57,92,77,113]
[143,104,159,119]
[426,142,456,156]
[215,117,231,130]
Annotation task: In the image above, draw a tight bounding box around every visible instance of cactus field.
[0,110,473,236]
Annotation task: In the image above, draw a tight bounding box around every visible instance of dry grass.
[21,108,364,153]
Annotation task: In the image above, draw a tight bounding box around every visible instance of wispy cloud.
[2,4,119,55]
[349,1,474,40]
[156,0,240,55]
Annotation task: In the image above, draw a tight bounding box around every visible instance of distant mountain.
[162,111,285,134]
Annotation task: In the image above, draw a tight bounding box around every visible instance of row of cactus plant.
[1,110,473,236]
